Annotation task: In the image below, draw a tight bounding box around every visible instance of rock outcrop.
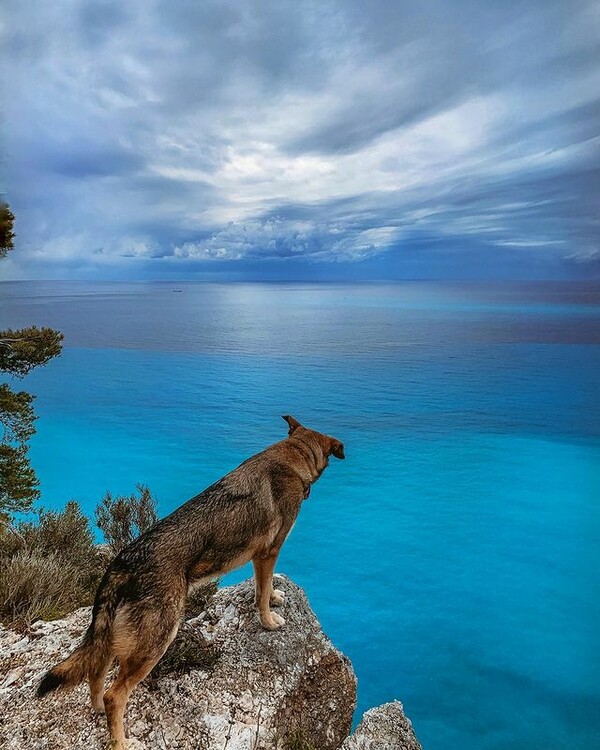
[0,575,420,749]
[341,702,422,750]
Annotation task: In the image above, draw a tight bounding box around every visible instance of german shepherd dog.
[37,416,345,749]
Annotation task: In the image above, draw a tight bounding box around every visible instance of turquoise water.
[2,281,599,749]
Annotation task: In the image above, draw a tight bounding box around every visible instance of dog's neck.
[287,433,328,491]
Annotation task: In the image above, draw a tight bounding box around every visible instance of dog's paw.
[260,611,286,630]
[270,588,285,606]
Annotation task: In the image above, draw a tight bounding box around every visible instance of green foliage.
[0,202,15,257]
[11,501,100,573]
[0,501,105,629]
[281,730,317,750]
[0,327,64,378]
[95,483,159,555]
[0,334,64,511]
[0,444,40,513]
[0,385,39,510]
[0,202,63,514]
[148,622,220,683]
[0,551,86,629]
[185,580,219,618]
[0,325,63,511]
[0,489,163,629]
[0,384,36,442]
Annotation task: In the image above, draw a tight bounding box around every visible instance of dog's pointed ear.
[282,415,301,435]
[329,439,345,460]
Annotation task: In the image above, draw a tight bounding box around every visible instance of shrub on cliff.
[0,551,88,628]
[0,488,159,630]
[0,501,104,629]
[0,487,218,632]
[95,483,159,556]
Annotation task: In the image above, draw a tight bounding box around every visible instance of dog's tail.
[37,570,123,698]
[36,632,95,696]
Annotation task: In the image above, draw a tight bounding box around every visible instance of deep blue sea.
[2,280,599,749]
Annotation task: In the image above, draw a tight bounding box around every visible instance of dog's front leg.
[252,553,285,630]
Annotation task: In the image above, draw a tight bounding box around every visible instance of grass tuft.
[185,580,219,618]
[281,730,317,750]
[147,623,220,683]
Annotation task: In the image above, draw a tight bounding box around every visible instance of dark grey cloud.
[77,1,131,47]
[286,1,598,154]
[1,0,598,279]
[43,141,143,179]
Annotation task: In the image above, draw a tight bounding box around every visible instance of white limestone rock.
[0,575,357,749]
[341,701,423,750]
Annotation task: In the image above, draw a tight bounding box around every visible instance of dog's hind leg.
[89,655,114,714]
[253,552,285,630]
[103,604,181,749]
[104,656,159,750]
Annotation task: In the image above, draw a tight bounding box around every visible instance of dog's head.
[282,414,345,460]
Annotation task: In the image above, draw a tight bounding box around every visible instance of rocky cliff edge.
[0,575,421,749]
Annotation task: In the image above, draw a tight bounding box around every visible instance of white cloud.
[2,0,599,276]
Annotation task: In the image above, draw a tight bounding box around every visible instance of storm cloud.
[2,0,599,278]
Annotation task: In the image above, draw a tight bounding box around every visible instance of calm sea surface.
[1,280,599,749]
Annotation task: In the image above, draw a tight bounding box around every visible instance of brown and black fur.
[37,415,345,749]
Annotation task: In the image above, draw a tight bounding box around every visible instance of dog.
[37,415,345,749]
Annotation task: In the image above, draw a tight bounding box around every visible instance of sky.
[1,0,599,281]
